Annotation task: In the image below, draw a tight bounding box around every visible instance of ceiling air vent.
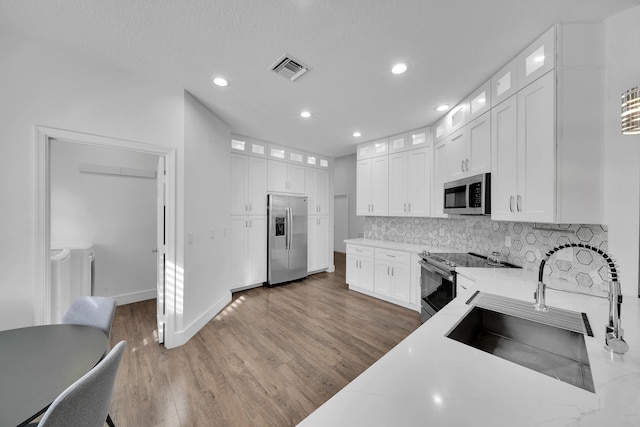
[270,53,310,82]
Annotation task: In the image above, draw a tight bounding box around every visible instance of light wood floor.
[109,252,421,426]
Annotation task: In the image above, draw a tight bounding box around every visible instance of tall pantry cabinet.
[230,139,268,290]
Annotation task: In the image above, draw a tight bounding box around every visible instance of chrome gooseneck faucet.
[535,243,629,354]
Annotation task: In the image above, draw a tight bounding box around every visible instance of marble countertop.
[299,265,640,426]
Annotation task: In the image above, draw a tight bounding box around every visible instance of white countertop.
[299,264,640,426]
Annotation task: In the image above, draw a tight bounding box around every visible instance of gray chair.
[36,341,126,427]
[62,296,116,339]
[61,296,118,426]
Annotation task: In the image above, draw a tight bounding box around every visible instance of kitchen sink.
[447,292,594,393]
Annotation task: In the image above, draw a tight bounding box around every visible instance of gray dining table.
[0,324,108,427]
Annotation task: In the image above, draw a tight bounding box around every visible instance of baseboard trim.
[173,292,232,347]
[111,289,156,306]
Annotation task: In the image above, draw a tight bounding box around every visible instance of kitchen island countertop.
[299,265,640,426]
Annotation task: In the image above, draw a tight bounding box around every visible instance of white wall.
[334,154,364,239]
[178,92,232,343]
[0,29,185,331]
[50,141,158,303]
[604,6,640,298]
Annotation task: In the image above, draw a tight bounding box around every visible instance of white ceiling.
[1,0,638,158]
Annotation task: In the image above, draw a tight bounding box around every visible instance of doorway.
[334,194,348,253]
[35,126,177,347]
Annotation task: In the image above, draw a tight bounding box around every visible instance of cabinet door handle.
[249,220,252,228]
[249,203,252,212]
[408,203,411,212]
[404,203,407,212]
[517,195,522,212]
[391,267,394,277]
[509,196,515,213]
[387,266,390,275]
[465,158,469,171]
[461,160,465,172]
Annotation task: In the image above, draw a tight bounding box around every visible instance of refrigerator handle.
[287,207,293,250]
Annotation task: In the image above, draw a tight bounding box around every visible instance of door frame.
[333,193,349,253]
[35,126,177,347]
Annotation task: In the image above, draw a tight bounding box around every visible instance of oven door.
[419,260,456,322]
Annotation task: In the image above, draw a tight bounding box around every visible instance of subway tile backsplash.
[364,217,610,297]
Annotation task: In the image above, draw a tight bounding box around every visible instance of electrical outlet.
[211,230,215,239]
[188,232,194,244]
[505,236,511,247]
[372,224,378,231]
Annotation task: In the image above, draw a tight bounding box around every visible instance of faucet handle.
[605,326,629,354]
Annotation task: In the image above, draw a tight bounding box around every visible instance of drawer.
[375,248,410,264]
[347,244,374,258]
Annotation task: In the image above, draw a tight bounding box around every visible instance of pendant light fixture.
[621,86,640,135]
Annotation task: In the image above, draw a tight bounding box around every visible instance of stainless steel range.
[418,251,518,323]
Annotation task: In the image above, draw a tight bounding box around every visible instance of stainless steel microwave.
[443,173,491,215]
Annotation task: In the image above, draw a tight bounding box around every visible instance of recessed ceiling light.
[353,131,362,137]
[392,63,408,75]
[213,77,229,87]
[435,105,449,112]
[300,111,311,118]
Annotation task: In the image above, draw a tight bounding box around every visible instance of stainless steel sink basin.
[447,292,594,393]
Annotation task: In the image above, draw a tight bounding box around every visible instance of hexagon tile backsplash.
[364,217,610,297]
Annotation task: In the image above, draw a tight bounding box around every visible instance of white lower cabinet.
[308,216,329,272]
[346,245,375,292]
[346,243,419,312]
[374,249,411,303]
[230,216,267,290]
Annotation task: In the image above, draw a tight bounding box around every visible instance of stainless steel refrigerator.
[267,194,308,286]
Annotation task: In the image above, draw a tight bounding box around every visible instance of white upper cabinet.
[434,117,448,143]
[388,127,431,154]
[388,147,431,217]
[446,128,468,182]
[446,111,491,182]
[491,58,517,107]
[517,26,556,91]
[468,81,491,121]
[231,154,268,215]
[467,112,491,176]
[446,101,469,135]
[432,139,450,218]
[357,156,388,216]
[357,138,388,160]
[231,137,267,157]
[305,167,330,215]
[491,71,555,222]
[490,22,604,224]
[268,160,305,194]
[491,95,520,220]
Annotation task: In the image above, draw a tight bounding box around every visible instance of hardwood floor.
[109,252,421,426]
